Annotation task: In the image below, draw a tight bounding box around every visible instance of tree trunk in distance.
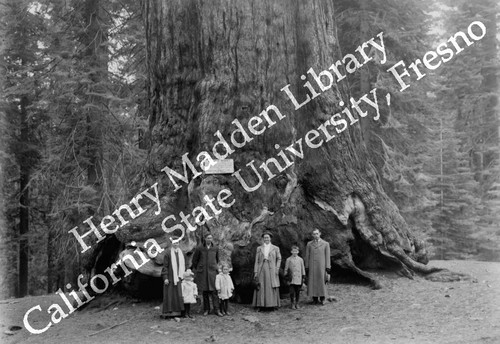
[77,0,112,285]
[18,95,30,297]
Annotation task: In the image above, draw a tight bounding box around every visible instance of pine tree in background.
[31,0,147,292]
[427,109,482,259]
[1,0,147,296]
[438,0,500,259]
[1,0,47,296]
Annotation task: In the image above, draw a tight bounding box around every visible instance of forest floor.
[1,260,499,344]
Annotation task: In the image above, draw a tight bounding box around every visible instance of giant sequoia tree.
[100,0,446,299]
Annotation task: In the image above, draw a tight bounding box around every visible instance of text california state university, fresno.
[24,19,487,336]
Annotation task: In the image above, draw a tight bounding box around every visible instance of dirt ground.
[1,260,499,344]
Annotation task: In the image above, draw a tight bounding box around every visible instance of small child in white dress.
[181,269,198,318]
[215,264,234,316]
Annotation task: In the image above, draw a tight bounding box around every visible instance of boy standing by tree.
[284,245,306,309]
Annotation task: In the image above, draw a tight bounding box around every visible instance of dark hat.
[261,231,273,238]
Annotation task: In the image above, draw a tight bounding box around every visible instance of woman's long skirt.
[252,262,280,308]
[162,282,184,317]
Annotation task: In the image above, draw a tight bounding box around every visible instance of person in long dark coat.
[161,240,185,318]
[192,233,222,316]
[252,232,281,310]
[305,228,331,305]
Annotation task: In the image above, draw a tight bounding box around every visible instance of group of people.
[161,229,331,319]
[161,234,234,319]
[253,229,332,310]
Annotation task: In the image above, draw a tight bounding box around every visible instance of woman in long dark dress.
[161,240,185,318]
[252,232,281,310]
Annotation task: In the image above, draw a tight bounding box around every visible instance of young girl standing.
[181,269,198,318]
[215,264,234,316]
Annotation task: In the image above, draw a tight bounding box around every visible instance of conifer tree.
[1,0,45,296]
[1,0,146,295]
[436,0,499,259]
[33,0,147,290]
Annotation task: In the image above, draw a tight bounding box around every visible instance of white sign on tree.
[205,159,235,175]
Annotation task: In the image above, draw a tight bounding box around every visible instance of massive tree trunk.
[98,0,443,299]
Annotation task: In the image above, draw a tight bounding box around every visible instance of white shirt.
[263,243,271,259]
[215,273,234,300]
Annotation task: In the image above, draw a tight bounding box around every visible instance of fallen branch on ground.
[0,300,20,305]
[88,320,130,337]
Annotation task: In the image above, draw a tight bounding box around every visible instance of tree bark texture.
[111,0,442,298]
[18,95,30,297]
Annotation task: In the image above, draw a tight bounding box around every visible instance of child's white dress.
[181,280,198,304]
[215,273,234,300]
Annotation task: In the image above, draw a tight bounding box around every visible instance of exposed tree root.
[387,244,443,274]
[424,269,477,282]
[335,194,450,284]
[337,257,384,289]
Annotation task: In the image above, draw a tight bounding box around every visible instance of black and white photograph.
[0,0,499,343]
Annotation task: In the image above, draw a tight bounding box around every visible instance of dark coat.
[161,248,185,314]
[192,244,219,291]
[305,238,331,297]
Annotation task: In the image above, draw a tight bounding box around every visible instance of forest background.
[0,0,499,299]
